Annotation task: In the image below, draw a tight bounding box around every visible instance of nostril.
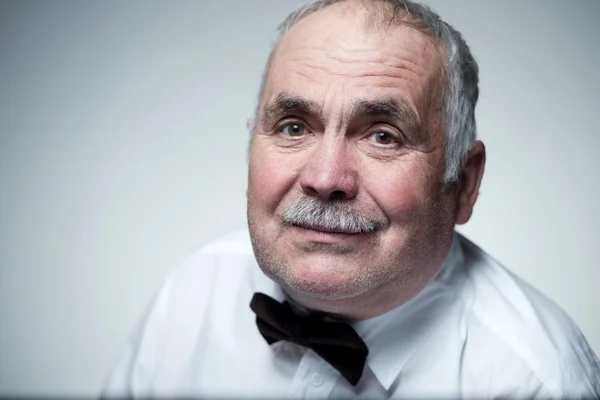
[303,185,320,197]
[328,190,346,201]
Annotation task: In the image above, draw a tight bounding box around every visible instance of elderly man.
[102,0,600,398]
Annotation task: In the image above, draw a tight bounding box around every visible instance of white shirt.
[102,230,600,398]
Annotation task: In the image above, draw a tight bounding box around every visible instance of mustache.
[282,196,388,234]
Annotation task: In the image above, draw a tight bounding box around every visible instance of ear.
[455,140,486,225]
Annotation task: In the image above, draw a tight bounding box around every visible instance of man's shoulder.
[169,229,255,277]
[102,230,260,395]
[189,229,254,257]
[457,234,600,396]
[151,228,256,299]
[153,229,258,307]
[130,229,255,333]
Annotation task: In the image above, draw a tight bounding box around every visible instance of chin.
[284,278,363,300]
[275,259,375,300]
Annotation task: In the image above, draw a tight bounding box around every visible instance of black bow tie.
[250,292,369,386]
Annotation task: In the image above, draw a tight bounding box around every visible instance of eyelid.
[275,118,309,132]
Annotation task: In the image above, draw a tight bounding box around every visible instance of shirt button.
[310,372,324,387]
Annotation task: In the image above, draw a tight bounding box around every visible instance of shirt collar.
[351,233,465,390]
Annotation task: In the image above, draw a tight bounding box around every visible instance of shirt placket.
[288,349,339,399]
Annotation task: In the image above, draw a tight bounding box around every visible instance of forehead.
[262,2,445,112]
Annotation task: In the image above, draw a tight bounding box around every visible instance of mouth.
[290,223,364,235]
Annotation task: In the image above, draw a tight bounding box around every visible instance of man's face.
[247,3,459,305]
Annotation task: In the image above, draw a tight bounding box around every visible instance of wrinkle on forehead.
[267,18,445,99]
[277,23,439,75]
[273,37,437,98]
[297,58,423,82]
[276,49,431,118]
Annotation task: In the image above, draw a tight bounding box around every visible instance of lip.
[294,223,358,234]
[290,224,361,242]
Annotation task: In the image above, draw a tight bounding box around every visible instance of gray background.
[1,0,598,395]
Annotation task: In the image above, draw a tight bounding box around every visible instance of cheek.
[366,166,435,220]
[248,143,299,212]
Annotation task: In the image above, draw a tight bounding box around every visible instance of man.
[102,0,600,398]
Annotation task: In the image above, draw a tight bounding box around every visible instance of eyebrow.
[261,92,421,136]
[261,92,322,127]
[350,98,421,137]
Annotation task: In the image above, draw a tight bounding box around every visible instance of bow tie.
[250,292,369,386]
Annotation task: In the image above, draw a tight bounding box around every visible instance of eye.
[280,122,307,137]
[369,131,396,145]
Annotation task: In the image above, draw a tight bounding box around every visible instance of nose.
[299,139,358,201]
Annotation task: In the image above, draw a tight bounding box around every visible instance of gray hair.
[254,0,479,184]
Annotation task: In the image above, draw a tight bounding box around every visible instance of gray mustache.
[282,197,386,233]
